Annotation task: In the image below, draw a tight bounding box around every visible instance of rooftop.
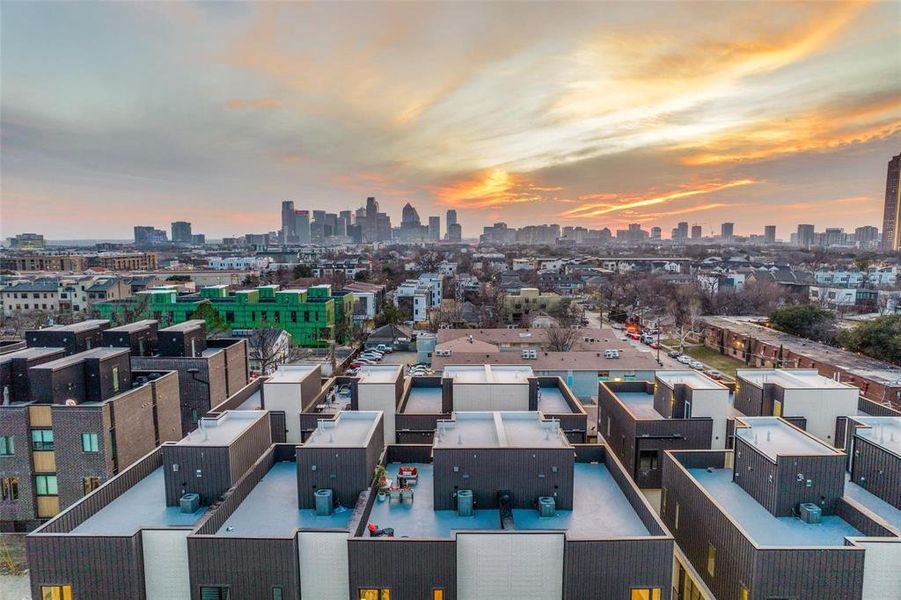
[356,364,402,384]
[304,411,381,447]
[363,462,649,539]
[36,319,109,333]
[216,461,354,537]
[615,391,665,420]
[852,416,901,457]
[734,417,840,461]
[737,369,854,390]
[434,412,569,449]
[265,365,319,384]
[404,385,443,414]
[177,411,266,447]
[0,347,65,365]
[844,478,901,533]
[71,468,206,535]
[104,319,158,333]
[689,467,862,546]
[443,364,533,384]
[159,319,205,333]
[536,386,571,414]
[30,347,129,371]
[656,370,727,390]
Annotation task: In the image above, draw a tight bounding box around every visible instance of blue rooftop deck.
[404,386,443,413]
[845,479,901,533]
[537,387,571,414]
[689,468,863,546]
[71,468,206,535]
[363,463,648,539]
[217,461,354,537]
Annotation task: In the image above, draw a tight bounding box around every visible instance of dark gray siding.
[850,436,901,508]
[188,536,298,600]
[564,538,673,600]
[296,447,370,509]
[348,538,456,599]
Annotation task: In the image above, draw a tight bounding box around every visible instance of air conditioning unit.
[436,349,451,357]
[179,493,200,514]
[799,502,821,524]
[538,496,556,518]
[521,349,537,359]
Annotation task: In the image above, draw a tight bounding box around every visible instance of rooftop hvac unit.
[179,493,200,514]
[315,488,334,516]
[538,496,556,518]
[457,489,474,517]
[799,502,821,524]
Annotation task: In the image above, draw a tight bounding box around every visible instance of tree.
[293,264,313,279]
[837,315,901,364]
[111,294,150,326]
[242,274,261,287]
[190,303,228,334]
[665,284,704,353]
[375,300,404,327]
[769,304,836,343]
[545,326,579,352]
[353,270,370,282]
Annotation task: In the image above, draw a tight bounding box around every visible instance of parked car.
[649,342,659,349]
[668,350,681,359]
[376,344,394,353]
[362,350,384,358]
[677,355,693,364]
[705,370,724,380]
[360,352,383,359]
[689,360,704,370]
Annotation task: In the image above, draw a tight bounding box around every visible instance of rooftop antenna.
[457,433,463,445]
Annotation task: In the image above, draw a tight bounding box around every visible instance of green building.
[96,284,355,347]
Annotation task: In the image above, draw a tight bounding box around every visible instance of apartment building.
[0,344,181,530]
[662,417,900,600]
[28,408,674,600]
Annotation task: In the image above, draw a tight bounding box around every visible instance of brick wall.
[51,406,109,510]
[0,405,36,525]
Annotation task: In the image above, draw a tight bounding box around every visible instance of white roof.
[735,417,839,461]
[266,365,320,384]
[853,416,901,457]
[434,411,568,449]
[737,369,855,390]
[304,411,382,447]
[443,364,533,384]
[177,411,265,447]
[357,364,403,384]
[656,370,727,390]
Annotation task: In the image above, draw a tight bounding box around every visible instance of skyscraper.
[673,222,688,240]
[171,221,192,243]
[797,224,815,248]
[650,226,662,239]
[764,225,776,244]
[281,201,297,243]
[446,209,460,241]
[691,225,702,239]
[855,226,879,244]
[446,209,457,226]
[428,216,441,241]
[881,153,900,251]
[720,222,734,241]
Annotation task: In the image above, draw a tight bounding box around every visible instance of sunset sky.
[2,1,899,240]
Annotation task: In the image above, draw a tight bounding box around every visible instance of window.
[200,587,230,600]
[740,585,750,600]
[661,487,667,513]
[674,502,680,530]
[32,429,54,451]
[359,590,390,600]
[191,409,199,423]
[631,590,662,600]
[226,311,235,323]
[271,587,284,600]
[83,477,101,496]
[0,435,14,456]
[82,433,99,453]
[291,311,297,323]
[112,365,120,393]
[433,590,444,600]
[638,450,658,471]
[35,475,58,496]
[707,543,716,577]
[261,311,268,322]
[1,478,19,501]
[40,585,72,600]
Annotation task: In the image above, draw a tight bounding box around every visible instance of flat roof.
[357,364,402,384]
[38,319,108,333]
[0,347,65,365]
[735,417,840,461]
[615,391,665,420]
[404,386,443,414]
[434,412,569,449]
[265,365,319,384]
[304,411,381,447]
[71,467,206,535]
[852,416,901,457]
[690,467,862,546]
[104,319,158,333]
[362,462,649,539]
[443,364,533,384]
[177,411,266,446]
[537,387,571,414]
[844,478,901,533]
[656,370,727,390]
[159,319,206,333]
[236,389,262,411]
[30,347,129,371]
[737,369,854,390]
[216,461,354,537]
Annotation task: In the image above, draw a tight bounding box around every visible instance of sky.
[1,1,900,240]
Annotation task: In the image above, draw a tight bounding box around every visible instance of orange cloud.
[434,169,563,209]
[559,179,758,219]
[225,98,281,109]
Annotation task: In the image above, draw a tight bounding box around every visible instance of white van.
[604,349,620,359]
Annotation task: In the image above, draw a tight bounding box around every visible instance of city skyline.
[2,2,900,238]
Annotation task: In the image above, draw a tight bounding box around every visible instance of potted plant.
[373,465,389,502]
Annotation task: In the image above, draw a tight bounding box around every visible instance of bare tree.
[665,284,704,353]
[545,326,579,352]
[247,327,304,375]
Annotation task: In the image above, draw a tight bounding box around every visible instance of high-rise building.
[691,225,703,239]
[357,197,392,243]
[881,153,900,251]
[280,201,297,243]
[797,224,815,248]
[447,209,457,226]
[428,216,441,241]
[447,223,462,242]
[764,225,776,244]
[171,221,192,243]
[650,226,662,239]
[720,222,734,241]
[855,226,879,245]
[402,203,421,225]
